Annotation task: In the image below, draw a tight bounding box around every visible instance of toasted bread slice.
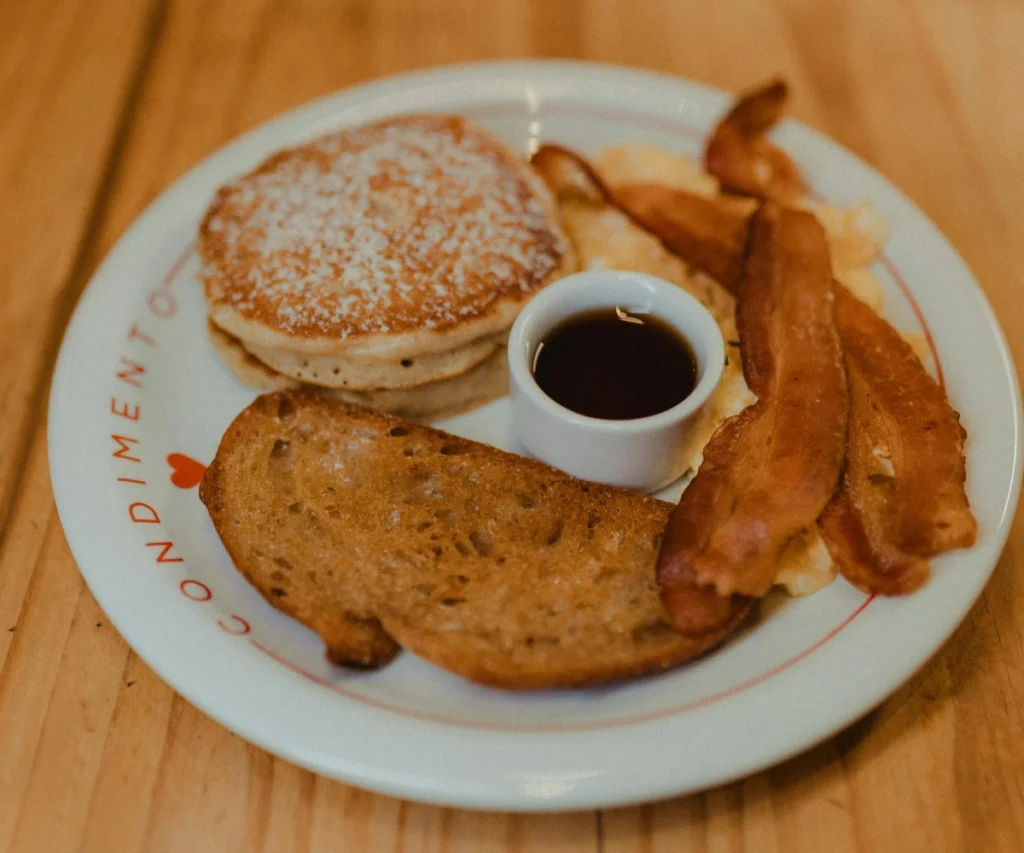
[200,391,749,689]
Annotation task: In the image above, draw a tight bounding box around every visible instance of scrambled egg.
[555,144,896,597]
[802,199,887,310]
[597,144,721,198]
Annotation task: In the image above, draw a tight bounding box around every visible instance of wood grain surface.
[2,0,1022,850]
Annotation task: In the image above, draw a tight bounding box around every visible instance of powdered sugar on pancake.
[201,116,569,344]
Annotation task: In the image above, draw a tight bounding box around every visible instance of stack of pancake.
[200,115,574,420]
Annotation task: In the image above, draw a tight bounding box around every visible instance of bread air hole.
[632,621,675,642]
[469,529,492,557]
[277,397,296,420]
[439,441,469,456]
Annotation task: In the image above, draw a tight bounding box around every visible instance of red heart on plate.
[167,453,207,490]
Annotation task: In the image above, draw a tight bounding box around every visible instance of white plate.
[49,61,1022,812]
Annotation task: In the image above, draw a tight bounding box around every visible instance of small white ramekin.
[507,270,725,492]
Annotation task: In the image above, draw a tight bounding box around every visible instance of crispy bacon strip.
[532,143,619,207]
[534,140,975,607]
[678,72,976,580]
[613,184,749,287]
[533,144,751,282]
[658,204,847,630]
[705,79,806,204]
[821,287,976,593]
[610,184,977,596]
[657,412,756,635]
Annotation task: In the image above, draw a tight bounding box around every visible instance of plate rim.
[48,59,1024,811]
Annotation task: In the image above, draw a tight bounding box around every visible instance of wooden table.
[2,0,1023,850]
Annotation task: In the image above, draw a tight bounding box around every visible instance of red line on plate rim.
[250,595,875,733]
[167,102,946,733]
[466,101,708,142]
[161,240,196,289]
[879,254,945,389]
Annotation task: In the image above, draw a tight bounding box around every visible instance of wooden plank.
[138,701,274,853]
[0,0,157,846]
[7,593,129,853]
[76,654,178,853]
[862,4,1024,841]
[0,438,55,672]
[775,2,1024,850]
[253,760,317,853]
[0,0,158,531]
[903,0,1024,277]
[0,517,85,852]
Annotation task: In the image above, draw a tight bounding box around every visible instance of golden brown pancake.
[200,115,573,361]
